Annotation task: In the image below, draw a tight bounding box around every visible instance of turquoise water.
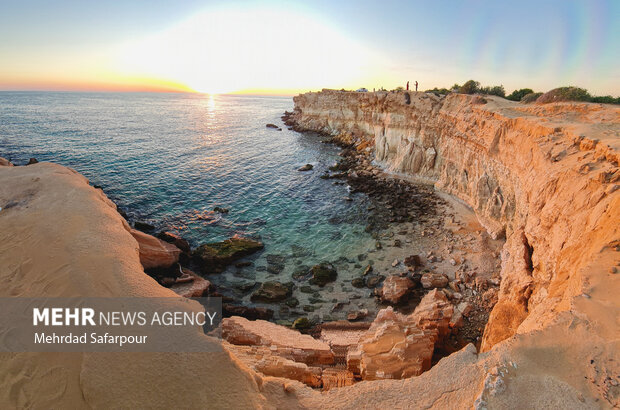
[0,92,383,318]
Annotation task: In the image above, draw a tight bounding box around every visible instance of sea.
[0,92,388,321]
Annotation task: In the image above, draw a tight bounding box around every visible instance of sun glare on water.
[115,8,378,94]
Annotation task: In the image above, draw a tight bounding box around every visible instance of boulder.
[157,231,191,253]
[213,206,229,214]
[380,275,415,304]
[421,272,449,289]
[193,237,264,272]
[169,269,211,298]
[298,164,313,171]
[250,281,293,303]
[0,157,13,167]
[347,289,453,380]
[130,229,181,270]
[222,316,334,365]
[309,263,337,286]
[26,157,38,165]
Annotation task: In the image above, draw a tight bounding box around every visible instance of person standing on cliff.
[415,81,418,92]
[406,81,409,91]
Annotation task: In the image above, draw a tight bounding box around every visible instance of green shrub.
[590,95,620,104]
[506,88,534,101]
[480,85,506,97]
[521,92,543,103]
[458,80,480,94]
[425,87,450,95]
[536,86,591,103]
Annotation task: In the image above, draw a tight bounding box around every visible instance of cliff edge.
[287,90,620,408]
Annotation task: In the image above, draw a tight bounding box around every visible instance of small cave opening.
[522,233,534,274]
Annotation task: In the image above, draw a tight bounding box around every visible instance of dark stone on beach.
[250,281,293,303]
[404,254,422,268]
[366,274,384,288]
[298,164,313,171]
[193,237,264,273]
[351,277,365,288]
[309,263,337,287]
[292,317,311,330]
[26,157,38,165]
[285,297,299,308]
[158,231,191,253]
[213,206,229,214]
[134,221,156,232]
[222,304,273,320]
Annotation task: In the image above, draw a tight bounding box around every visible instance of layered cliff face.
[291,90,619,354]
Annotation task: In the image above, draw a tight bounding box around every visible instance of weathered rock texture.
[222,316,335,365]
[130,228,181,269]
[347,289,453,380]
[287,91,620,407]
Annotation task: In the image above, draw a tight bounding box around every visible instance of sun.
[114,7,380,94]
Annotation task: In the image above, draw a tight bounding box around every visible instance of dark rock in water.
[285,297,299,308]
[298,164,313,171]
[309,263,337,287]
[299,285,314,293]
[357,254,367,262]
[158,231,191,253]
[292,266,311,281]
[291,244,311,257]
[266,263,284,275]
[266,123,279,128]
[26,157,38,165]
[362,265,373,276]
[351,277,365,288]
[250,281,293,303]
[255,266,267,272]
[134,221,156,232]
[235,261,253,268]
[193,237,264,273]
[222,304,273,320]
[366,274,384,288]
[303,305,316,312]
[117,208,128,220]
[213,206,229,214]
[266,254,286,265]
[292,317,311,330]
[231,281,256,294]
[93,184,103,190]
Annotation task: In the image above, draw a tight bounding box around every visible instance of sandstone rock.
[309,263,337,286]
[321,368,355,391]
[347,308,368,321]
[193,237,263,272]
[380,275,415,304]
[421,272,449,289]
[347,289,453,380]
[0,157,13,167]
[169,269,211,298]
[157,231,191,253]
[130,229,181,270]
[222,316,334,365]
[250,281,293,303]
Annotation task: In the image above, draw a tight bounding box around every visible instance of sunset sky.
[1,0,618,95]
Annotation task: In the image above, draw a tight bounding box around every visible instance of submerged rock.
[222,304,273,320]
[134,221,156,232]
[298,163,313,171]
[266,123,282,130]
[193,237,264,273]
[250,281,293,303]
[169,269,211,298]
[309,263,337,286]
[213,206,229,214]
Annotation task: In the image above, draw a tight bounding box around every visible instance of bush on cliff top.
[506,88,534,101]
[520,92,543,103]
[536,86,591,103]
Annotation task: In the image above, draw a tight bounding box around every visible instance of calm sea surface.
[0,92,382,319]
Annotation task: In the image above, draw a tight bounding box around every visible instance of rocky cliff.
[287,90,620,407]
